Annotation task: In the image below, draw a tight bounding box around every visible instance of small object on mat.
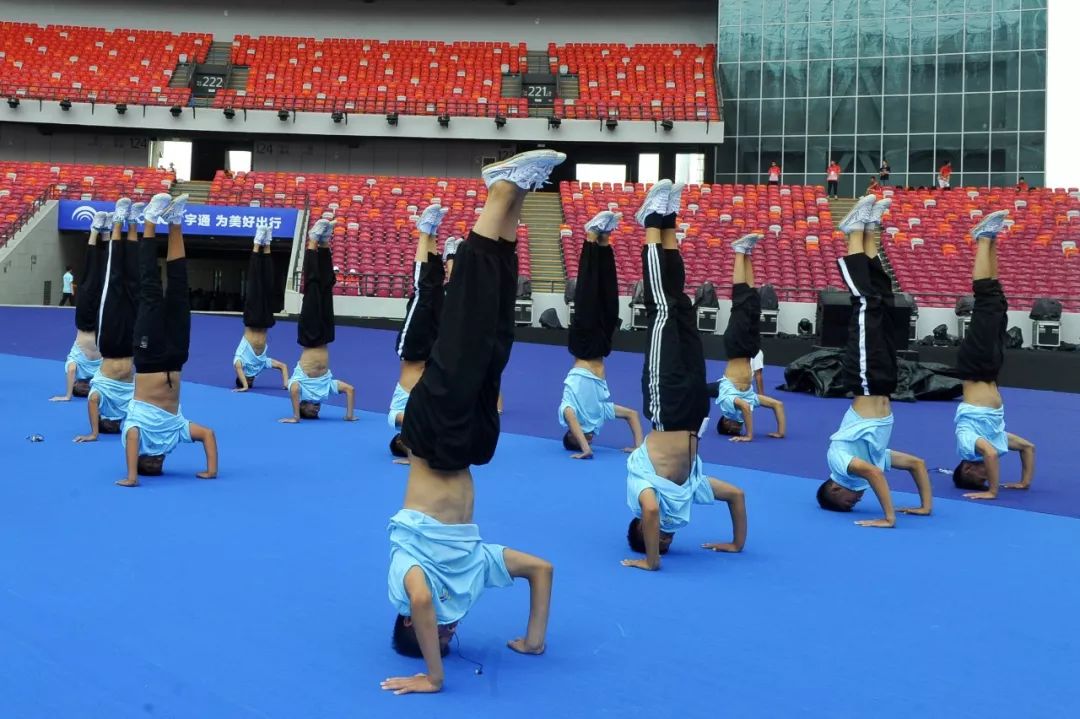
[27,434,44,443]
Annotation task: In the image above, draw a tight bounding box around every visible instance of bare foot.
[115,478,140,487]
[507,638,545,655]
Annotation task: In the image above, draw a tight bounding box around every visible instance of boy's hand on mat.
[701,542,741,553]
[196,471,216,480]
[393,458,411,465]
[767,432,784,439]
[507,638,545,655]
[73,434,98,443]
[115,477,139,488]
[380,673,442,695]
[344,415,358,422]
[232,387,249,393]
[49,395,71,402]
[964,491,997,500]
[278,417,299,424]
[729,436,751,443]
[621,558,658,571]
[622,447,636,453]
[1002,482,1029,491]
[898,506,931,516]
[571,451,593,460]
[854,518,895,528]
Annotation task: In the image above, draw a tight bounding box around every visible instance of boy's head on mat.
[627,518,674,555]
[952,461,990,491]
[99,418,122,434]
[562,430,594,452]
[137,454,165,476]
[73,379,91,397]
[716,418,744,437]
[393,614,456,658]
[816,479,864,512]
[299,401,321,419]
[235,375,256,389]
[389,434,408,458]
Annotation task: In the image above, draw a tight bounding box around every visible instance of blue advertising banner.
[58,200,298,238]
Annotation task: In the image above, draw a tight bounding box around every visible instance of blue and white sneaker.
[254,225,272,246]
[142,193,173,224]
[837,194,878,235]
[634,179,673,226]
[129,202,147,224]
[732,232,764,255]
[970,209,1009,241]
[585,210,621,235]
[308,218,335,244]
[162,193,189,225]
[666,182,686,216]
[481,149,567,190]
[416,204,447,236]
[91,211,112,232]
[866,197,892,228]
[113,197,132,224]
[443,236,462,261]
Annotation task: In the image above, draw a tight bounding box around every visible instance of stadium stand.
[550,43,719,122]
[559,181,840,301]
[215,37,527,116]
[210,171,530,297]
[881,187,1080,311]
[0,161,174,247]
[0,22,209,106]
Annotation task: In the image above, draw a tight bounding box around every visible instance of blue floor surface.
[2,308,1080,717]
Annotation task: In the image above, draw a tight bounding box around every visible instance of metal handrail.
[0,183,57,248]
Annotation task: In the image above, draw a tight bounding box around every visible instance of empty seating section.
[217,37,526,116]
[882,187,1080,311]
[0,161,173,245]
[550,44,719,122]
[559,182,839,301]
[0,22,209,105]
[210,171,529,297]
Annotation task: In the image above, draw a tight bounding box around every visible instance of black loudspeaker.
[816,290,913,351]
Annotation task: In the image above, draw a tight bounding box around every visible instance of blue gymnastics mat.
[1,308,1079,717]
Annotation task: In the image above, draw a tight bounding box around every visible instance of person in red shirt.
[1016,176,1029,192]
[826,160,841,198]
[767,162,782,186]
[938,161,952,190]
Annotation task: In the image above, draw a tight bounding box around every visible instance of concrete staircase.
[169,63,194,88]
[206,41,233,65]
[171,180,212,203]
[521,192,566,293]
[227,66,250,91]
[501,74,522,99]
[828,197,901,291]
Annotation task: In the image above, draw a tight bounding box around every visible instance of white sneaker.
[666,182,686,216]
[308,218,335,243]
[161,193,189,225]
[143,193,173,224]
[443,236,461,261]
[634,179,673,226]
[585,211,616,235]
[732,232,764,255]
[91,211,112,232]
[416,204,446,236]
[866,197,892,227]
[113,197,132,223]
[970,209,1009,241]
[130,202,146,224]
[254,225,272,246]
[837,194,877,235]
[481,149,567,190]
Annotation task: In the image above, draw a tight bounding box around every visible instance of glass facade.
[715,0,1048,195]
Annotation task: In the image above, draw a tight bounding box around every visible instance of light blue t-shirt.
[387,509,513,625]
[713,377,760,422]
[558,368,617,435]
[954,402,1009,462]
[288,364,340,403]
[89,372,134,421]
[233,337,274,378]
[826,408,894,492]
[66,342,102,381]
[388,383,410,429]
[626,444,714,533]
[121,399,192,456]
[62,272,74,294]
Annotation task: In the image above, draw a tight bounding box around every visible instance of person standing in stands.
[59,265,75,306]
[767,162,781,187]
[879,160,891,186]
[826,160,841,198]
[938,161,952,190]
[1016,176,1029,192]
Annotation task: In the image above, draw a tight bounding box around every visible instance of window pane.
[724,100,740,136]
[808,136,831,174]
[809,60,832,96]
[910,14,937,54]
[964,53,991,92]
[738,136,760,174]
[742,25,764,62]
[966,13,992,52]
[788,0,811,23]
[741,64,762,98]
[964,92,990,132]
[857,57,883,95]
[833,97,857,133]
[857,135,881,178]
[764,23,786,60]
[991,91,1018,131]
[743,0,765,22]
[833,58,857,95]
[887,0,911,15]
[808,98,832,134]
[990,133,1017,172]
[1021,9,1046,49]
[786,98,808,134]
[762,62,785,98]
[937,54,963,93]
[837,0,859,20]
[883,95,909,133]
[718,0,742,25]
[786,62,809,96]
[862,0,885,15]
[739,100,761,134]
[996,0,1020,10]
[761,99,785,134]
[939,0,964,12]
[938,14,964,54]
[834,21,858,57]
[810,0,835,22]
[787,23,809,60]
[909,134,935,174]
[963,133,990,171]
[910,55,936,94]
[937,94,963,132]
[858,96,883,133]
[784,137,808,173]
[967,0,991,11]
[1020,51,1046,90]
[884,57,910,94]
[910,94,935,133]
[993,11,1020,52]
[859,17,884,56]
[1019,90,1045,132]
[912,0,937,14]
[885,19,910,56]
[883,134,908,174]
[992,51,1019,91]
